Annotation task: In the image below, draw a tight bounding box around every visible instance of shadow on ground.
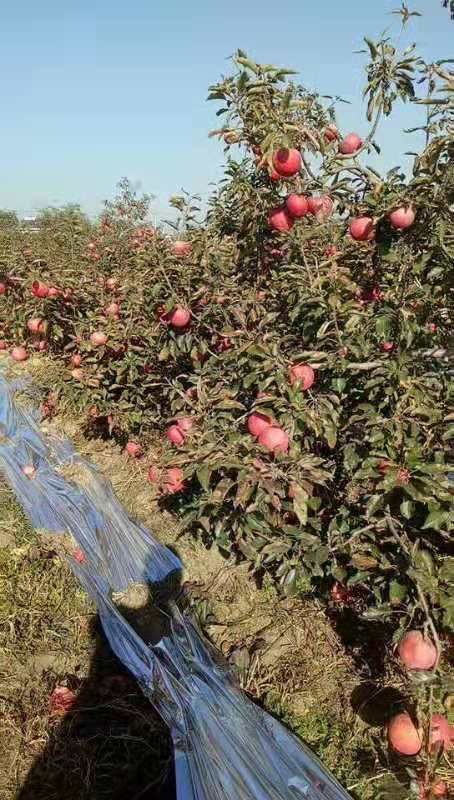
[16,617,175,800]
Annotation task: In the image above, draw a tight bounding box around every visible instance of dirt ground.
[0,358,401,799]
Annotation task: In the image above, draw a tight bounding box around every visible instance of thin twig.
[416,583,442,666]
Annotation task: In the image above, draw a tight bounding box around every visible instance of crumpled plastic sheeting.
[0,370,352,800]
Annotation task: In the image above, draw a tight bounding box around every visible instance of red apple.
[49,686,77,715]
[339,132,363,155]
[125,442,142,458]
[389,206,415,230]
[172,240,192,257]
[147,465,160,484]
[168,307,191,329]
[0,282,6,295]
[272,148,301,177]
[258,426,289,454]
[324,124,339,142]
[104,302,120,318]
[398,631,437,671]
[307,195,333,221]
[430,714,453,752]
[10,346,28,362]
[430,780,448,798]
[388,712,421,755]
[349,217,376,242]
[247,412,273,438]
[162,467,185,494]
[268,168,281,182]
[27,318,45,335]
[90,331,108,347]
[32,281,49,299]
[166,425,185,446]
[268,206,294,233]
[289,363,316,390]
[285,194,309,218]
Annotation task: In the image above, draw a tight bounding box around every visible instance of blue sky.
[0,0,451,219]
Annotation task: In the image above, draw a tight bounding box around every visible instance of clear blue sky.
[0,0,451,219]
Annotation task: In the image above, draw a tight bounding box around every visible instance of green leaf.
[332,378,347,393]
[211,478,234,503]
[234,478,256,509]
[351,554,379,570]
[366,494,384,518]
[413,549,434,574]
[343,444,360,472]
[292,484,308,526]
[261,541,291,561]
[375,316,392,338]
[362,605,392,620]
[389,580,408,605]
[282,567,299,597]
[400,500,415,520]
[196,465,211,491]
[235,56,259,74]
[422,510,451,531]
[439,558,454,584]
[364,37,378,59]
[439,593,454,632]
[315,546,330,565]
[332,565,347,581]
[206,91,227,101]
[214,399,245,410]
[346,361,382,371]
[237,538,257,560]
